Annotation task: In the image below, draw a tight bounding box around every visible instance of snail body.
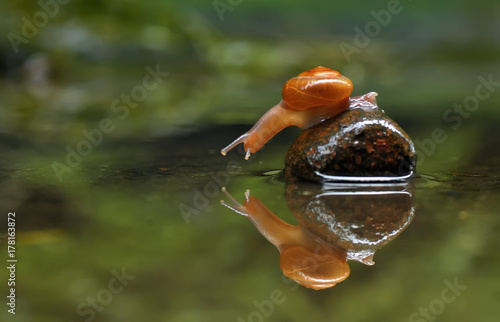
[221,66,353,159]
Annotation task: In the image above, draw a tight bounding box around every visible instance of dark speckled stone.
[284,93,416,182]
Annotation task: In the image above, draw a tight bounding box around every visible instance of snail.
[221,66,353,160]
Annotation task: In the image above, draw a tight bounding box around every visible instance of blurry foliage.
[0,0,498,143]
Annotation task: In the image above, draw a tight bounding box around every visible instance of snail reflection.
[221,181,415,290]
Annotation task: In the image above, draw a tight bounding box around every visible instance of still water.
[0,120,499,321]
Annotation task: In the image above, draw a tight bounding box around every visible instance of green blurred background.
[0,0,499,321]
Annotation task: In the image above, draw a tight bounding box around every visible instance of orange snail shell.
[282,66,354,111]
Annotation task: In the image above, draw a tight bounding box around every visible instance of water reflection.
[222,180,415,290]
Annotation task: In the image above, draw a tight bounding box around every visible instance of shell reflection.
[221,181,415,290]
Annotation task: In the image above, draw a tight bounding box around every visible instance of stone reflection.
[221,181,415,290]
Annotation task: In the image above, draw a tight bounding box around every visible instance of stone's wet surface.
[285,181,415,265]
[285,97,416,182]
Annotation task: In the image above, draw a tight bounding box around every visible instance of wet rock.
[285,93,416,182]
